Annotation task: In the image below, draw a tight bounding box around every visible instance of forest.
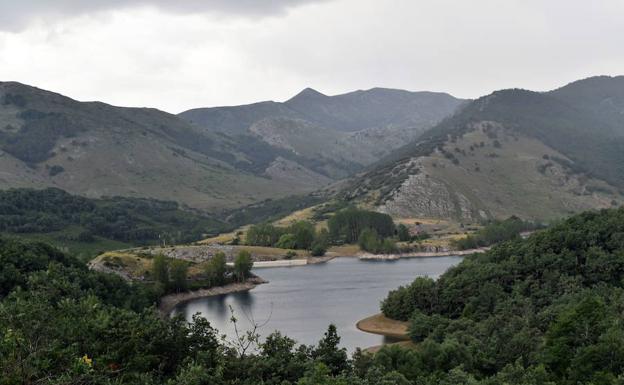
[0,188,226,254]
[381,207,624,384]
[244,207,398,255]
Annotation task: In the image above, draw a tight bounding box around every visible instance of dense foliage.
[357,228,397,254]
[245,208,399,255]
[452,216,543,250]
[381,207,624,384]
[245,221,328,255]
[328,208,395,244]
[0,188,226,250]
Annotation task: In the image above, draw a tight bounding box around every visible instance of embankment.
[358,247,489,260]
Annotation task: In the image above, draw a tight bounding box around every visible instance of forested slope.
[381,206,624,384]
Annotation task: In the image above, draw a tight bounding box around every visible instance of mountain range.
[341,76,624,222]
[1,76,623,223]
[0,82,462,210]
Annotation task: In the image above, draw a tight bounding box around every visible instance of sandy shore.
[158,276,268,316]
[356,313,416,353]
[356,313,410,339]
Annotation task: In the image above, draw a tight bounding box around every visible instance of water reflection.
[174,256,461,352]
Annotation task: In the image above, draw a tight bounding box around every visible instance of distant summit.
[286,87,329,103]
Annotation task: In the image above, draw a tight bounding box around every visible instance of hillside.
[0,82,334,209]
[340,76,624,222]
[180,88,465,178]
[0,82,463,209]
[378,206,624,384]
[0,187,229,259]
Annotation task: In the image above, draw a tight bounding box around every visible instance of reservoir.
[172,256,462,352]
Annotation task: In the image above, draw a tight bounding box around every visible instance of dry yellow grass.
[273,205,317,226]
[327,244,361,256]
[199,225,249,245]
[234,245,310,258]
[95,252,153,279]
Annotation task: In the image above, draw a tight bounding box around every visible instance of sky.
[0,0,623,113]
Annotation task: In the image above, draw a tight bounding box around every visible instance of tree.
[380,238,397,254]
[170,259,188,292]
[245,223,283,247]
[290,221,316,250]
[205,251,227,286]
[311,228,329,256]
[358,228,380,253]
[233,250,253,282]
[152,254,169,288]
[397,224,410,242]
[312,324,348,376]
[276,233,297,249]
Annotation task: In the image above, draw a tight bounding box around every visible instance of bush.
[276,233,297,249]
[397,224,410,242]
[311,244,326,257]
[358,228,380,253]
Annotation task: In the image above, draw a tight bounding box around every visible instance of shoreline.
[158,276,268,316]
[356,313,414,354]
[355,313,410,340]
[156,251,465,316]
[158,255,335,316]
[357,246,489,260]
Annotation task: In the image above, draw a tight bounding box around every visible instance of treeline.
[245,221,329,256]
[149,250,254,293]
[380,207,624,384]
[327,207,395,243]
[452,215,543,250]
[0,187,225,245]
[328,208,399,253]
[245,208,400,255]
[0,236,407,384]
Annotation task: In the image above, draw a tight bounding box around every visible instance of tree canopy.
[380,207,624,384]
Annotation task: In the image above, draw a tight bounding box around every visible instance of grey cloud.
[0,0,329,30]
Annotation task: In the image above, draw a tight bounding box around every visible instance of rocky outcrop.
[378,170,477,220]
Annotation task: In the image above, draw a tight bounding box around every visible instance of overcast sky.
[0,0,623,113]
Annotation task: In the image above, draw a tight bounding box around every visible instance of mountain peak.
[287,87,328,103]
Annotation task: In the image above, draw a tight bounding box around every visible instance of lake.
[172,256,462,352]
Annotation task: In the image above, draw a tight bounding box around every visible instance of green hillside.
[0,82,333,209]
[0,188,228,259]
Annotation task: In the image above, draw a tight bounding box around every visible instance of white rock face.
[378,170,476,220]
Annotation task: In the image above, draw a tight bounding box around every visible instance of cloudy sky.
[0,0,623,113]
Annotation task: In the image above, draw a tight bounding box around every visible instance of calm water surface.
[173,256,461,352]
